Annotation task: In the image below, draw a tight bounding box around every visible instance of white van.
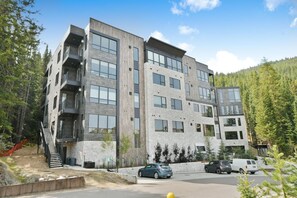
[230,159,258,174]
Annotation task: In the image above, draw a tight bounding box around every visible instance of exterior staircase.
[40,122,63,168]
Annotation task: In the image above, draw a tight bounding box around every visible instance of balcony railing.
[63,46,81,66]
[58,100,79,116]
[60,72,80,91]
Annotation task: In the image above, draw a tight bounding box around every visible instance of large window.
[203,124,215,136]
[167,57,182,72]
[199,87,211,100]
[154,95,167,108]
[193,103,199,112]
[92,33,117,55]
[225,131,238,140]
[197,70,209,82]
[91,59,116,80]
[170,77,181,89]
[201,105,213,117]
[223,118,236,127]
[90,85,116,105]
[147,50,182,72]
[88,114,116,133]
[153,73,165,86]
[155,119,168,132]
[134,69,139,84]
[172,121,184,133]
[184,65,189,76]
[148,50,165,67]
[228,88,241,102]
[171,98,182,110]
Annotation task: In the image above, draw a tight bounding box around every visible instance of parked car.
[204,160,232,174]
[230,158,258,174]
[138,163,173,179]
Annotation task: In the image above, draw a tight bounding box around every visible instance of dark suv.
[204,160,232,174]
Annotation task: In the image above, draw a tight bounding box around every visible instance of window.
[133,47,139,61]
[84,35,88,50]
[153,73,165,86]
[134,69,139,84]
[218,90,223,103]
[147,50,182,72]
[225,131,238,140]
[88,114,116,134]
[167,57,182,72]
[196,124,201,132]
[199,87,211,100]
[134,118,140,148]
[47,84,51,95]
[171,98,182,110]
[223,118,236,127]
[193,103,199,112]
[197,70,209,82]
[55,73,59,85]
[91,59,117,79]
[155,119,168,132]
[228,88,241,102]
[170,77,181,89]
[201,105,213,117]
[196,146,205,152]
[53,96,57,109]
[239,131,243,139]
[238,118,241,126]
[185,83,190,96]
[184,65,189,76]
[57,50,61,63]
[203,124,215,136]
[147,50,165,67]
[92,33,117,55]
[172,121,184,133]
[154,95,167,108]
[134,93,139,108]
[90,85,116,105]
[49,65,52,75]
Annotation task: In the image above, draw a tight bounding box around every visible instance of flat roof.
[146,37,186,58]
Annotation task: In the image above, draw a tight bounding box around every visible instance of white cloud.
[181,0,221,12]
[178,25,199,35]
[150,31,170,43]
[290,17,297,27]
[265,0,287,11]
[177,42,195,52]
[171,3,183,15]
[207,50,257,74]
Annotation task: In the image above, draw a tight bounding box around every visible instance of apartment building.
[41,18,248,167]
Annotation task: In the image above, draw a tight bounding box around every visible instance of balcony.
[58,101,79,116]
[56,132,77,143]
[63,46,81,67]
[60,73,80,91]
[64,25,84,46]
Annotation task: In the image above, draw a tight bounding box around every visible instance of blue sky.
[35,0,297,74]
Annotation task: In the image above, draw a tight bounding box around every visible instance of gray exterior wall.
[42,18,249,167]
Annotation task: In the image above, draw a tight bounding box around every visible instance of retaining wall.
[0,176,85,197]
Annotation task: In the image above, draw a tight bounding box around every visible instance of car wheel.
[216,169,221,174]
[239,168,245,174]
[154,172,159,179]
[138,171,142,177]
[227,172,231,174]
[251,172,255,174]
[205,167,209,173]
[167,176,171,178]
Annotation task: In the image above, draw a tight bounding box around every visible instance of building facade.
[41,18,248,167]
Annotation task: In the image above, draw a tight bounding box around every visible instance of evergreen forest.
[215,57,297,156]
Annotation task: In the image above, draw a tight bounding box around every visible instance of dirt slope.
[0,145,130,188]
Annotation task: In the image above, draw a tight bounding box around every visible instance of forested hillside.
[215,57,297,156]
[0,0,51,152]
